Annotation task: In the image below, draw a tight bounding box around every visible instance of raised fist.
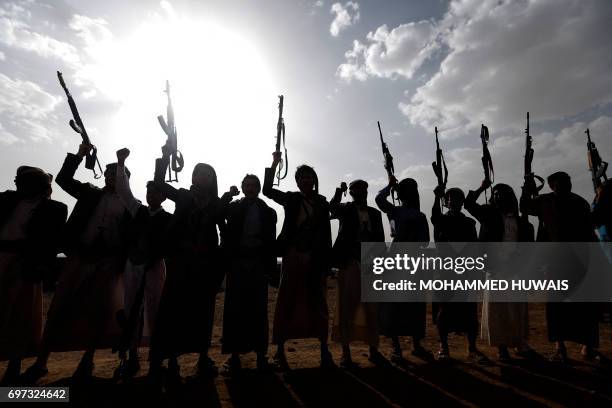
[116,148,130,163]
[77,143,94,158]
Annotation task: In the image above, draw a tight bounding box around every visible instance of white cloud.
[0,73,61,143]
[337,20,438,82]
[404,0,612,135]
[0,1,80,65]
[0,122,19,145]
[315,0,324,7]
[69,14,113,59]
[339,0,612,137]
[330,2,359,37]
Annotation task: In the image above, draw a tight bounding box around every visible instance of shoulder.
[0,190,18,203]
[315,193,329,204]
[368,205,382,217]
[570,192,590,207]
[47,199,68,213]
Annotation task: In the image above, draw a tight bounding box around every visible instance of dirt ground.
[1,280,612,407]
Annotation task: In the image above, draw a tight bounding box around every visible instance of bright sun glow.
[79,5,279,198]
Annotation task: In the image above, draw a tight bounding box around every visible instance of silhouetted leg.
[197,349,217,377]
[1,359,21,384]
[340,344,352,367]
[438,328,450,361]
[73,348,95,378]
[320,340,334,368]
[390,336,403,363]
[273,341,289,370]
[256,351,269,370]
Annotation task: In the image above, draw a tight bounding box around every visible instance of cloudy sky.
[1,0,611,239]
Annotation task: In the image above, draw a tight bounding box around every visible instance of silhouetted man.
[376,175,430,363]
[330,180,385,367]
[24,143,130,382]
[264,152,334,370]
[219,174,277,373]
[521,171,599,362]
[466,180,534,362]
[148,146,230,382]
[431,186,485,363]
[113,148,172,379]
[0,167,67,385]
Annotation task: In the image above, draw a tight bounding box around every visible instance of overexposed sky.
[1,0,611,239]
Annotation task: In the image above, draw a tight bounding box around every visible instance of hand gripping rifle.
[522,112,544,204]
[157,80,184,182]
[432,126,448,193]
[378,121,396,205]
[57,71,103,179]
[480,124,494,202]
[274,95,288,186]
[585,128,608,194]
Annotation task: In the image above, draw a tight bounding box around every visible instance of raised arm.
[329,182,348,220]
[152,149,180,202]
[375,183,395,215]
[262,152,289,206]
[115,148,141,217]
[430,186,445,227]
[217,186,240,219]
[464,179,490,223]
[55,143,95,199]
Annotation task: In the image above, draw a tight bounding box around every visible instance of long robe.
[220,197,277,354]
[115,166,171,350]
[465,191,533,347]
[430,201,479,336]
[375,185,429,339]
[262,168,332,344]
[522,191,599,346]
[330,191,385,347]
[149,180,228,358]
[42,154,129,352]
[0,193,67,360]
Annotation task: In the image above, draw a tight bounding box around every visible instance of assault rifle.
[57,71,103,178]
[480,124,494,202]
[586,128,608,194]
[522,112,544,202]
[274,95,288,186]
[157,80,184,182]
[432,126,448,192]
[378,121,396,204]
